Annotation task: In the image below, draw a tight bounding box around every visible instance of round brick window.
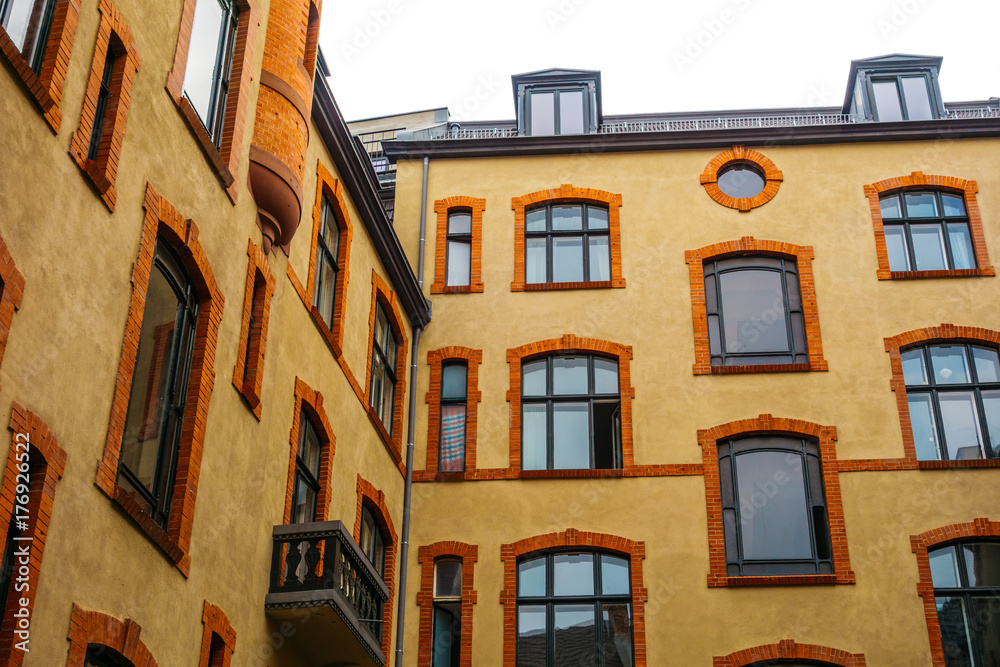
[701,146,783,212]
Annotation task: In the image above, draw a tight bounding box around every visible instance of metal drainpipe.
[394,155,430,665]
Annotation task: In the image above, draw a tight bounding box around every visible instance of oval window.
[717,163,766,199]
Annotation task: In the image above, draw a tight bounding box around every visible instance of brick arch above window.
[685,236,828,374]
[700,145,783,212]
[911,517,1000,667]
[66,605,158,666]
[282,377,336,524]
[510,184,625,291]
[506,334,635,477]
[432,196,485,294]
[416,541,479,667]
[499,528,648,667]
[864,171,994,280]
[698,414,855,587]
[713,639,867,666]
[355,475,398,659]
[424,346,483,479]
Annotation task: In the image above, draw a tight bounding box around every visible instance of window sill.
[110,484,190,576]
[917,458,1000,470]
[518,468,625,479]
[707,362,817,374]
[366,405,403,468]
[521,280,619,291]
[308,304,344,358]
[233,376,262,420]
[431,283,485,294]
[0,28,62,132]
[709,573,851,587]
[170,93,236,196]
[880,268,995,280]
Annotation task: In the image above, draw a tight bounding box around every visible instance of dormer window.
[528,87,587,136]
[842,54,944,122]
[513,68,602,137]
[870,74,934,121]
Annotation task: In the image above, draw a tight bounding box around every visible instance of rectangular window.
[291,412,322,523]
[527,88,588,136]
[86,51,116,161]
[313,195,341,328]
[879,191,976,272]
[525,204,610,285]
[369,304,399,434]
[870,74,936,121]
[0,0,55,73]
[432,559,463,666]
[446,211,472,287]
[183,0,238,145]
[440,362,467,472]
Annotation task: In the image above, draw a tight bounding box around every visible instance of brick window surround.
[67,0,140,212]
[510,184,626,291]
[282,377,335,523]
[431,196,485,294]
[364,270,409,467]
[296,161,353,357]
[0,0,80,132]
[355,475,397,659]
[424,347,482,480]
[500,528,648,666]
[66,605,158,666]
[911,517,1000,667]
[416,541,478,667]
[165,0,259,201]
[699,414,855,587]
[713,639,867,666]
[686,236,828,375]
[0,403,66,666]
[865,172,994,280]
[0,234,26,392]
[506,334,635,479]
[232,239,274,419]
[700,146,783,212]
[96,183,225,577]
[199,600,236,667]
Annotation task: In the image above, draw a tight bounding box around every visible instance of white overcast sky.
[319,0,999,123]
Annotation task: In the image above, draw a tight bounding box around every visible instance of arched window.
[928,541,1000,665]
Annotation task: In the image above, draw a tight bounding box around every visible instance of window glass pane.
[526,238,547,284]
[963,544,1000,587]
[972,348,1000,383]
[322,204,340,257]
[884,226,910,271]
[525,208,547,232]
[553,403,590,469]
[517,605,547,667]
[316,254,336,324]
[299,415,321,474]
[942,194,966,217]
[552,357,587,395]
[708,315,722,357]
[439,404,466,472]
[938,392,983,460]
[183,0,226,124]
[970,598,1000,661]
[911,226,948,271]
[551,205,583,231]
[552,237,584,283]
[375,306,388,352]
[554,604,596,665]
[292,476,316,523]
[446,241,471,286]
[587,206,609,230]
[929,546,960,588]
[719,270,789,354]
[433,606,458,667]
[909,394,941,461]
[522,404,547,471]
[735,451,812,560]
[981,391,1000,454]
[442,364,467,399]
[601,603,633,667]
[930,346,971,384]
[947,223,975,270]
[880,195,902,219]
[529,92,555,136]
[522,360,547,396]
[901,349,928,385]
[901,76,933,120]
[704,274,718,312]
[872,81,903,121]
[601,555,630,595]
[553,553,594,596]
[935,596,975,667]
[717,165,766,199]
[905,193,940,218]
[594,358,619,394]
[448,212,471,235]
[2,0,42,51]
[435,560,463,597]
[559,90,585,135]
[518,559,546,597]
[589,237,610,282]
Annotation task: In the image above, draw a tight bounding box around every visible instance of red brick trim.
[354,475,397,659]
[431,196,486,294]
[698,414,855,587]
[713,639,867,666]
[232,240,274,419]
[165,0,260,201]
[510,184,625,292]
[95,182,225,576]
[364,270,408,469]
[282,377,335,524]
[0,234,26,393]
[423,347,482,480]
[137,321,175,440]
[700,146,783,212]
[416,541,478,667]
[66,605,158,666]
[297,161,353,357]
[686,236,828,375]
[0,0,80,132]
[0,403,66,666]
[499,528,648,666]
[505,334,635,478]
[67,0,140,212]
[199,600,236,667]
[911,517,1000,667]
[864,172,994,280]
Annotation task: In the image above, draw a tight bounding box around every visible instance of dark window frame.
[526,86,590,136]
[86,47,117,161]
[439,361,468,473]
[445,209,473,288]
[524,203,611,285]
[928,541,1000,665]
[312,193,341,328]
[290,410,322,523]
[183,0,239,147]
[369,302,399,434]
[879,190,976,272]
[865,70,939,121]
[360,503,387,576]
[432,557,463,666]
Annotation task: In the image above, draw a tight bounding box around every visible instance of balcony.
[265,520,390,667]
